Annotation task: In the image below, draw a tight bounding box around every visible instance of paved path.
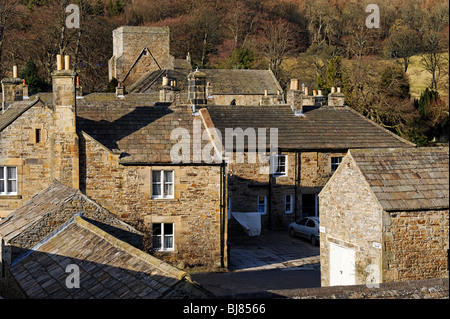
[191,230,321,297]
[228,230,320,271]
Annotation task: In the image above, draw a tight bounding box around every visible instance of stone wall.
[383,209,449,282]
[80,132,226,269]
[109,26,175,86]
[230,278,449,299]
[228,150,347,230]
[0,101,57,216]
[319,154,450,286]
[319,154,383,287]
[212,94,282,106]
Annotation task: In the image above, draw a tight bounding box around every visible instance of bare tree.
[257,18,298,80]
[385,28,421,72]
[0,0,18,77]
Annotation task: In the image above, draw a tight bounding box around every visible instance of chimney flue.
[57,55,63,71]
[287,78,303,116]
[64,55,70,71]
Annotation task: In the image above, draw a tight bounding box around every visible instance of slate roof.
[0,99,41,132]
[9,215,190,299]
[350,147,449,211]
[0,179,142,249]
[76,98,207,164]
[206,104,415,151]
[128,68,283,95]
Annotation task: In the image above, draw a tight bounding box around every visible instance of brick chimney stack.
[286,79,303,116]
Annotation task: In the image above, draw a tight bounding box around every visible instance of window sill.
[150,197,178,201]
[0,195,22,199]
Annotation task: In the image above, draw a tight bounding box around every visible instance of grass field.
[405,53,448,99]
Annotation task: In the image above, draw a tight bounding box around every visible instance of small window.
[285,194,293,214]
[35,129,42,143]
[152,170,174,199]
[302,193,318,217]
[152,223,174,251]
[257,195,267,215]
[0,166,17,195]
[331,156,343,171]
[272,155,287,176]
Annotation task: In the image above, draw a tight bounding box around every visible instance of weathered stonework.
[383,209,449,282]
[228,150,347,230]
[319,148,449,286]
[109,26,175,86]
[79,131,226,269]
[319,154,383,287]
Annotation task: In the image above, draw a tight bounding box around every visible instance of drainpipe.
[220,159,227,268]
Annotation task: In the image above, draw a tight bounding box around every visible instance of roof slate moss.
[350,147,449,211]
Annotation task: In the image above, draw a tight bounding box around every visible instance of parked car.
[289,216,320,246]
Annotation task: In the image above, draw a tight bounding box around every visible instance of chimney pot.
[290,79,299,91]
[64,55,70,71]
[331,87,336,93]
[13,66,18,78]
[162,76,169,86]
[318,90,322,96]
[313,90,317,96]
[337,87,341,93]
[57,55,63,71]
[264,90,268,97]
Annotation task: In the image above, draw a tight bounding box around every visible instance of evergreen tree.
[20,60,50,94]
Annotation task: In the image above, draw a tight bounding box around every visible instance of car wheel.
[289,228,296,238]
[311,235,318,246]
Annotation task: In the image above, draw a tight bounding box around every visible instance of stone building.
[0,25,422,276]
[204,80,416,232]
[108,26,175,87]
[108,26,284,106]
[0,181,211,299]
[0,57,227,270]
[319,147,449,286]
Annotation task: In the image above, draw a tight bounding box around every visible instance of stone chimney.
[1,66,24,110]
[76,76,83,99]
[159,76,180,103]
[314,89,326,107]
[50,54,79,189]
[328,86,345,107]
[115,82,125,98]
[188,69,207,113]
[22,79,29,100]
[286,79,303,116]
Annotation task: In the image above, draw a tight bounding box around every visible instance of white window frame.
[285,194,293,214]
[152,222,175,252]
[331,156,343,172]
[151,170,174,199]
[271,155,288,177]
[0,166,17,195]
[257,195,267,215]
